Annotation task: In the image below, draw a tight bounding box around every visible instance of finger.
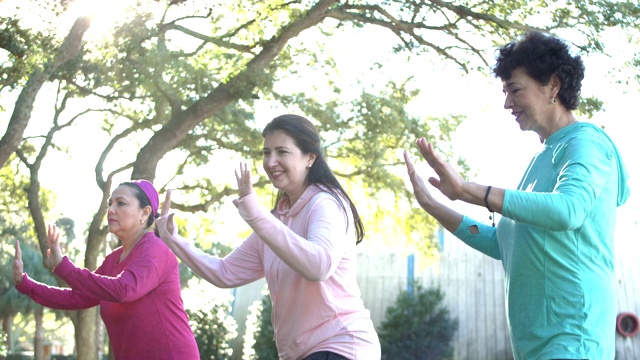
[403,150,416,174]
[234,167,241,184]
[15,240,21,259]
[160,189,172,217]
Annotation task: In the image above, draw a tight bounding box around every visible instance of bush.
[243,294,278,360]
[378,283,458,360]
[187,300,238,360]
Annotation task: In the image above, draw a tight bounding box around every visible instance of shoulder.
[309,186,344,206]
[564,123,615,153]
[135,233,177,262]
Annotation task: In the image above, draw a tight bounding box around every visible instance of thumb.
[166,213,176,235]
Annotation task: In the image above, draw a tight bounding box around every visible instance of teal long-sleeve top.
[453,122,630,360]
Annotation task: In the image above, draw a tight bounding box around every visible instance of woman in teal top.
[404,31,630,360]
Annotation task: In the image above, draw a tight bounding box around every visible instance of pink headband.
[132,179,159,217]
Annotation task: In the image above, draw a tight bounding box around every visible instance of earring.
[307,164,312,168]
[551,97,556,104]
[140,218,144,224]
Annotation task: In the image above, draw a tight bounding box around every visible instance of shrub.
[378,283,458,360]
[243,294,278,360]
[187,300,238,360]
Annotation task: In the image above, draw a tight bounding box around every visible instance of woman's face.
[503,67,558,138]
[107,185,148,240]
[262,130,316,203]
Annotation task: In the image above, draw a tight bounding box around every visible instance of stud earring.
[551,97,556,104]
[140,218,144,224]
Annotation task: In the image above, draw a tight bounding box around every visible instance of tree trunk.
[74,308,99,360]
[2,312,14,354]
[34,305,44,360]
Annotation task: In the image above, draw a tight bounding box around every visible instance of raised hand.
[47,224,64,268]
[157,189,176,235]
[404,150,438,211]
[415,138,466,201]
[12,240,24,285]
[235,161,254,198]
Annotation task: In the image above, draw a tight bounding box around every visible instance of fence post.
[407,253,415,299]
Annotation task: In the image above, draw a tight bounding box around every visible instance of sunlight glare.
[63,0,133,39]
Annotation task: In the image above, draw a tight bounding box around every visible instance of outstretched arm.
[14,240,99,310]
[156,189,264,287]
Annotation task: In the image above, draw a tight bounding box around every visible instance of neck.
[539,110,577,142]
[285,184,310,208]
[122,227,148,251]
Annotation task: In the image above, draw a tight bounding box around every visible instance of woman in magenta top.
[157,114,380,360]
[13,180,199,360]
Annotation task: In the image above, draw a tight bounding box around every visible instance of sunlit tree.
[2,1,640,358]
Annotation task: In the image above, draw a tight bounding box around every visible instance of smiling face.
[107,185,150,241]
[262,130,317,205]
[503,67,560,139]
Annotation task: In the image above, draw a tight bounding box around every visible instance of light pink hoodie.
[157,185,380,359]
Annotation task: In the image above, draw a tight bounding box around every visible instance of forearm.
[421,200,464,234]
[162,231,262,288]
[460,182,505,215]
[234,193,343,281]
[16,273,99,310]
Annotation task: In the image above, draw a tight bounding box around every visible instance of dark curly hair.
[493,31,585,110]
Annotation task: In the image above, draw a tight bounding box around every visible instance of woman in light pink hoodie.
[157,114,380,360]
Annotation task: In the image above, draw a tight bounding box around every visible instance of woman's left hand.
[235,162,254,198]
[47,224,64,268]
[416,138,466,201]
[12,240,24,285]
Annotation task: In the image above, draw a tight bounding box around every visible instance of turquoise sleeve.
[453,215,501,260]
[503,132,615,231]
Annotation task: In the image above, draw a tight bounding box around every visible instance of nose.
[107,203,115,214]
[264,154,278,168]
[503,93,513,109]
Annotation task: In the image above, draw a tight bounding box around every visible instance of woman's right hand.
[156,189,176,236]
[12,240,23,286]
[404,150,438,211]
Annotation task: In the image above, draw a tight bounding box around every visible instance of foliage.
[0,330,6,357]
[242,293,277,360]
[3,1,640,358]
[378,283,458,360]
[186,299,238,360]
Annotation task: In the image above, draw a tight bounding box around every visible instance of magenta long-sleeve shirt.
[158,185,380,360]
[16,232,199,360]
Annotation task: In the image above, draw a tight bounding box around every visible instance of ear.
[142,205,152,220]
[549,74,562,97]
[307,153,318,167]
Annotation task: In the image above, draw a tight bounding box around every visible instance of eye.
[263,150,271,157]
[118,201,126,206]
